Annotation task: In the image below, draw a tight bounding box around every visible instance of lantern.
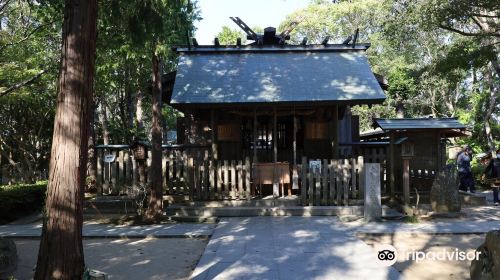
[401,141,415,158]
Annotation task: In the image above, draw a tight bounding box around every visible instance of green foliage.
[216,26,247,45]
[0,181,47,224]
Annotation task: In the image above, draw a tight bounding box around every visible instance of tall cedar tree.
[34,0,98,279]
[144,49,163,221]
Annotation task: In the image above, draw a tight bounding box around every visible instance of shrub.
[0,181,47,224]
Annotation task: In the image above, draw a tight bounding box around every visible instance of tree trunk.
[484,69,498,156]
[144,50,163,222]
[99,97,110,145]
[34,0,97,279]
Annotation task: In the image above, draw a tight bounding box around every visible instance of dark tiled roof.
[170,45,386,106]
[374,118,466,131]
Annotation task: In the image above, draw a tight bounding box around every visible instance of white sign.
[309,160,322,174]
[104,154,116,163]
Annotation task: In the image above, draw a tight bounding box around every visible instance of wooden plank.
[308,165,313,206]
[196,159,202,200]
[187,156,194,200]
[204,158,209,200]
[103,149,109,194]
[343,159,350,206]
[322,159,328,205]
[329,160,335,205]
[315,168,321,206]
[118,151,124,194]
[301,157,307,205]
[230,160,236,199]
[132,154,138,193]
[357,156,365,199]
[237,160,243,199]
[216,161,222,199]
[245,157,251,200]
[175,150,181,180]
[96,149,102,196]
[223,160,229,198]
[124,152,131,194]
[169,152,174,181]
[351,157,357,199]
[335,160,341,204]
[110,150,117,194]
[209,160,215,200]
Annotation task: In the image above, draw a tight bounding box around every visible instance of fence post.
[329,160,335,205]
[245,157,251,200]
[358,156,365,200]
[301,157,307,206]
[96,149,102,196]
[343,159,350,206]
[322,159,328,205]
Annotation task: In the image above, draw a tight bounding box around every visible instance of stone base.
[471,230,500,280]
[0,237,17,279]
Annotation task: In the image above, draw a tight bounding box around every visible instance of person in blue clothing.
[457,145,475,193]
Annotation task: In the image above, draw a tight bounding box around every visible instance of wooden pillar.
[403,157,410,206]
[389,132,395,200]
[211,109,218,161]
[332,105,339,158]
[253,108,257,163]
[273,107,279,197]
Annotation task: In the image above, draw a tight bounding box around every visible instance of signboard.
[104,154,116,163]
[309,160,322,174]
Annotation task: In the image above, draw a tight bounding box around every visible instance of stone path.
[191,217,402,280]
[0,222,215,238]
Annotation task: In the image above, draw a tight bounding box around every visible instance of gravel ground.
[11,237,207,280]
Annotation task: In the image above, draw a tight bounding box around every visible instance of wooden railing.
[299,157,364,206]
[95,146,370,205]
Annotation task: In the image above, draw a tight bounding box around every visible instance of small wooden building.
[360,118,467,201]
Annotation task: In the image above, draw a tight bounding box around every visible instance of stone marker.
[430,164,461,212]
[364,163,381,221]
[0,237,17,279]
[470,230,500,280]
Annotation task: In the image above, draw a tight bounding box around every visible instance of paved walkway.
[0,222,215,238]
[192,217,402,280]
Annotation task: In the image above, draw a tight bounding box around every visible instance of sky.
[194,0,311,45]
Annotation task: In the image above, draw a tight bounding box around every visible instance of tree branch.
[0,69,48,97]
[438,23,500,37]
[0,20,56,53]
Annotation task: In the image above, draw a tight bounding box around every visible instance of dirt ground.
[359,233,485,280]
[11,237,207,280]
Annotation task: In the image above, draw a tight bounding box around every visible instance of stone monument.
[364,163,381,221]
[430,164,461,212]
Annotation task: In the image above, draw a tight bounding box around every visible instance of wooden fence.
[95,146,370,206]
[299,157,364,206]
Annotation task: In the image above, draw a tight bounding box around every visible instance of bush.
[0,181,47,224]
